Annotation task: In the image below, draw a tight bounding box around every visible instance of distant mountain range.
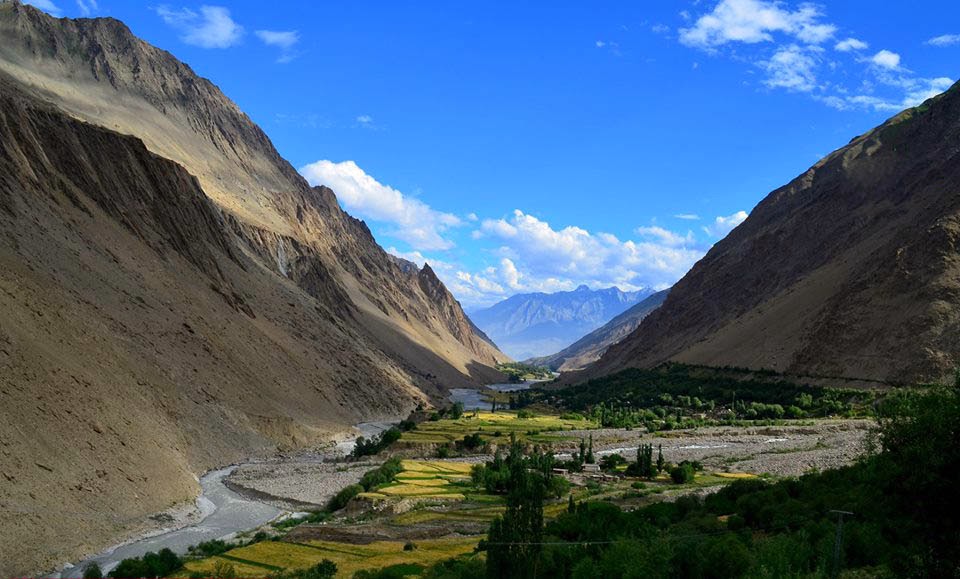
[580,79,960,386]
[529,290,668,371]
[469,285,656,360]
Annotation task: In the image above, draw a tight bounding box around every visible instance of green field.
[399,410,598,446]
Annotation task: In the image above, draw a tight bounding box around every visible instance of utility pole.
[830,510,853,578]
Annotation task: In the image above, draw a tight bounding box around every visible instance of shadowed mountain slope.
[583,82,960,386]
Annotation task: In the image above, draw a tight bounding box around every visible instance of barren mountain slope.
[530,290,667,371]
[0,4,505,575]
[585,83,960,385]
[0,2,504,380]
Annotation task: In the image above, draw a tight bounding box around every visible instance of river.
[448,381,536,411]
[57,422,393,578]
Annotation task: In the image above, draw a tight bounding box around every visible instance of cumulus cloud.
[465,210,704,297]
[679,0,836,48]
[300,160,462,251]
[761,44,821,91]
[155,5,244,49]
[926,34,960,47]
[871,49,901,70]
[834,37,868,52]
[703,211,749,237]
[23,0,61,15]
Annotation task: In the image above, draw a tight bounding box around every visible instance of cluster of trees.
[429,401,465,421]
[480,435,569,578]
[425,376,960,578]
[625,444,661,478]
[351,427,402,458]
[496,362,553,383]
[470,436,569,500]
[520,364,873,429]
[96,549,182,578]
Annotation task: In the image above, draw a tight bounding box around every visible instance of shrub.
[458,433,484,451]
[517,409,535,419]
[670,463,695,484]
[359,458,403,491]
[188,539,230,557]
[211,560,236,579]
[327,484,362,512]
[404,541,417,551]
[82,563,103,579]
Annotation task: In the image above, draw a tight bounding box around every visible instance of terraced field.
[177,537,479,578]
[399,411,598,446]
[360,461,475,501]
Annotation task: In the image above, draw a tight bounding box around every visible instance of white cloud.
[926,34,960,47]
[255,30,299,49]
[299,160,462,251]
[871,49,901,70]
[703,211,748,237]
[651,23,671,36]
[839,77,954,112]
[255,30,300,62]
[674,213,701,220]
[834,37,868,52]
[469,210,704,295]
[595,40,606,48]
[155,5,244,49]
[761,44,820,91]
[679,0,836,49]
[354,114,381,130]
[636,226,696,247]
[23,0,61,15]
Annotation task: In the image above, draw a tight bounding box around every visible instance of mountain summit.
[583,81,960,385]
[0,3,504,573]
[470,286,655,360]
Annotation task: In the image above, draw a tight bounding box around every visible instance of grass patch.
[399,411,598,446]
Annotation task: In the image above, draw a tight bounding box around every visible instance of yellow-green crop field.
[359,460,476,501]
[176,537,479,578]
[399,411,598,446]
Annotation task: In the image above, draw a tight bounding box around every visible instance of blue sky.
[26,0,960,308]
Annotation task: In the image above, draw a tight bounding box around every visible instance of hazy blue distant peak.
[470,285,656,359]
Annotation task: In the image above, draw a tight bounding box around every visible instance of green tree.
[486,436,550,578]
[82,563,103,579]
[656,444,664,474]
[670,462,695,484]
